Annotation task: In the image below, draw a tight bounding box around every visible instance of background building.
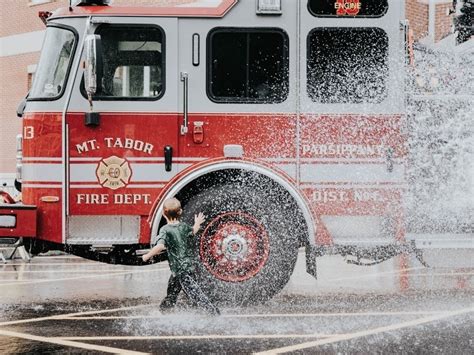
[0,0,461,190]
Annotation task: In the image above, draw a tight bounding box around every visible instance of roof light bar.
[256,0,282,15]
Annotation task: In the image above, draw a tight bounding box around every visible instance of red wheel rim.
[200,212,270,282]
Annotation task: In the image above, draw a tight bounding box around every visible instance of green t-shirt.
[156,222,195,276]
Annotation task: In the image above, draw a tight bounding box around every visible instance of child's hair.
[163,198,182,220]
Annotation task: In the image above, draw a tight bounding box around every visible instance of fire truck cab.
[1,0,408,303]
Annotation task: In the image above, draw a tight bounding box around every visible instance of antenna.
[69,0,73,12]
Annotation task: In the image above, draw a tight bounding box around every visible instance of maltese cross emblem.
[96,156,132,190]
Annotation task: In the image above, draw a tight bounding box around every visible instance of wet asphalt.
[0,248,473,354]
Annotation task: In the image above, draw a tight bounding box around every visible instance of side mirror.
[84,34,102,127]
[84,34,102,98]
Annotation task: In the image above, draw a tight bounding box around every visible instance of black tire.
[181,177,301,305]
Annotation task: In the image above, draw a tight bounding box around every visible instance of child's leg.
[178,273,220,315]
[160,274,182,311]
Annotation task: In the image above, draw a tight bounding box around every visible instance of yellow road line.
[0,328,148,354]
[255,307,474,354]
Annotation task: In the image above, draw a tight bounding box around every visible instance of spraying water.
[406,42,474,234]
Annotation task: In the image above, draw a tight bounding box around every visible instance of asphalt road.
[0,249,473,354]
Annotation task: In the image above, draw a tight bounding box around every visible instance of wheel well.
[173,169,309,246]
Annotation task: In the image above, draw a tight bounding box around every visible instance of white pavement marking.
[255,307,474,354]
[0,303,158,327]
[34,255,84,260]
[0,268,168,286]
[64,310,445,320]
[0,269,163,273]
[58,334,336,341]
[4,263,102,266]
[326,267,425,282]
[9,268,464,278]
[408,272,474,277]
[0,328,148,355]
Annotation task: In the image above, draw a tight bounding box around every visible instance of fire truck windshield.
[29,26,76,100]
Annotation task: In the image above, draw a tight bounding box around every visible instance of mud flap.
[305,244,318,279]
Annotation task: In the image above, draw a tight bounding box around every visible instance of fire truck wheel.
[182,183,301,305]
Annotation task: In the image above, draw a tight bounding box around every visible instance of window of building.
[207,28,289,104]
[307,28,388,104]
[29,25,76,100]
[27,73,35,91]
[308,0,388,18]
[27,64,37,91]
[88,25,165,100]
[28,0,54,6]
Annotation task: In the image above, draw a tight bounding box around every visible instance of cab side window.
[207,28,289,104]
[88,25,165,100]
[307,27,388,104]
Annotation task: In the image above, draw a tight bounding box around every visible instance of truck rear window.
[207,28,289,104]
[89,25,165,100]
[308,0,388,17]
[307,27,388,104]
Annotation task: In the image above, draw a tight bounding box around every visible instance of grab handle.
[180,72,189,135]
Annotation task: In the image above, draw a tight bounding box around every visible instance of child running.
[142,197,220,315]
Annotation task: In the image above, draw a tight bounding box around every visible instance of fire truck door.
[176,8,298,167]
[67,18,179,219]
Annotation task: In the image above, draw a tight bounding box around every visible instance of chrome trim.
[180,72,189,135]
[15,134,23,181]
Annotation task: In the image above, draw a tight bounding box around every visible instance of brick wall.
[435,2,453,41]
[406,0,430,41]
[405,0,454,42]
[0,0,68,38]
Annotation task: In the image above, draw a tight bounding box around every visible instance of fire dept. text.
[77,193,152,205]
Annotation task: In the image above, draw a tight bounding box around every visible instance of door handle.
[164,145,173,172]
[180,72,189,135]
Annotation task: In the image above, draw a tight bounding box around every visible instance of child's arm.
[192,212,206,235]
[142,243,166,262]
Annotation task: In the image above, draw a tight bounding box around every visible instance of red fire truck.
[1,0,412,302]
